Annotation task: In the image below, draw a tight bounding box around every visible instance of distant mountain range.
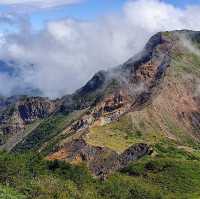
[0,60,42,97]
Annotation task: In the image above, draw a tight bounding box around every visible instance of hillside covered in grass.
[1,143,200,199]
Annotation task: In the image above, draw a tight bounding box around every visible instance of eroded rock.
[48,139,151,179]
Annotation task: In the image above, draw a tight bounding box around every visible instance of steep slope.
[1,30,200,177]
[45,30,200,176]
[0,96,58,150]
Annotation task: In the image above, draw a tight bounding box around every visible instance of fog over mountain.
[1,0,200,98]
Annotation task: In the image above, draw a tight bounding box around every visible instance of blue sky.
[165,0,200,7]
[30,0,125,29]
[30,0,200,29]
[1,0,200,30]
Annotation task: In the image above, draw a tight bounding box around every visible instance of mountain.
[0,30,200,198]
[1,29,200,161]
[0,60,43,97]
[45,30,200,177]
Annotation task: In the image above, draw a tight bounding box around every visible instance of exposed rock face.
[68,91,131,133]
[0,97,57,145]
[47,139,151,178]
[60,32,170,116]
[90,143,152,178]
[17,97,56,123]
[60,71,107,113]
[57,31,172,134]
[76,71,107,96]
[0,111,25,135]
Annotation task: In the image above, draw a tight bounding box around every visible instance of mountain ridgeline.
[0,30,200,183]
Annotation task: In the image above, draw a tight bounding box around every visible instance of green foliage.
[47,160,93,185]
[0,185,25,199]
[12,114,69,152]
[0,151,93,199]
[86,113,163,153]
[27,176,79,199]
[172,50,200,77]
[1,138,200,199]
[86,116,137,153]
[12,111,85,153]
[154,142,200,160]
[98,174,163,199]
[121,156,200,198]
[104,79,121,95]
[121,141,200,198]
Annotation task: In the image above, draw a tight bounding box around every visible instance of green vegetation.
[121,157,200,199]
[104,79,121,95]
[0,151,94,199]
[12,114,70,153]
[12,111,86,153]
[86,115,139,153]
[0,185,25,199]
[85,113,164,153]
[172,49,200,77]
[1,141,200,198]
[162,114,196,146]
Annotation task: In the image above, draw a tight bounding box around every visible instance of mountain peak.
[0,30,199,180]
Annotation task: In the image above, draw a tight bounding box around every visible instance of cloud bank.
[0,0,200,98]
[0,0,82,9]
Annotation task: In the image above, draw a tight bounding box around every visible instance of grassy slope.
[85,113,164,153]
[1,144,200,199]
[84,44,200,154]
[0,120,42,152]
[12,110,86,154]
[120,157,200,199]
[84,104,198,155]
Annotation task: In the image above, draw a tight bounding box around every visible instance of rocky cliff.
[0,97,58,148]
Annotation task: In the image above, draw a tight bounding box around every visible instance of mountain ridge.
[0,29,199,179]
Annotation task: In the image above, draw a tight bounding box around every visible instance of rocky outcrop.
[58,31,172,135]
[17,97,56,123]
[0,97,57,145]
[0,111,25,136]
[60,32,170,115]
[90,143,152,179]
[68,91,130,133]
[47,139,151,178]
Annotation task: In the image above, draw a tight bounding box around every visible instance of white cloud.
[0,0,200,98]
[0,0,82,8]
